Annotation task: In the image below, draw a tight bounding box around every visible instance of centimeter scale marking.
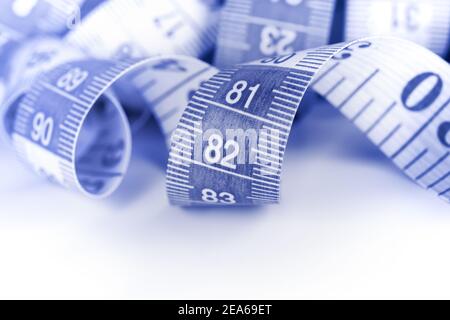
[167,38,450,206]
[66,0,218,59]
[130,58,219,138]
[215,0,336,67]
[1,0,450,206]
[11,57,149,197]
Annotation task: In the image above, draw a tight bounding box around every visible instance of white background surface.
[0,99,449,299]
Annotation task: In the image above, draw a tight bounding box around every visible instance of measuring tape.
[168,37,450,205]
[0,0,449,205]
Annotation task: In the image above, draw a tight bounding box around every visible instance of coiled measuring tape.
[167,37,450,205]
[0,0,87,106]
[346,0,450,57]
[0,0,219,197]
[0,1,449,206]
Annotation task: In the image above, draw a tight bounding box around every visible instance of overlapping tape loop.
[0,0,448,205]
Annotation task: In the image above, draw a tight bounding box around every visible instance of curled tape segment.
[215,0,449,68]
[215,0,337,67]
[65,0,220,59]
[0,0,84,39]
[0,0,220,197]
[7,49,217,197]
[345,0,450,57]
[168,38,450,205]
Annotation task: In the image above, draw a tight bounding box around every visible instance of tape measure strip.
[167,37,450,206]
[0,0,88,105]
[0,0,221,198]
[0,0,84,39]
[11,58,138,197]
[62,0,220,131]
[214,0,336,67]
[0,1,449,206]
[214,0,449,69]
[6,49,219,197]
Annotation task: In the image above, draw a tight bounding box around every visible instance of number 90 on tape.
[3,48,218,198]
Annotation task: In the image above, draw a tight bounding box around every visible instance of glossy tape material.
[215,0,337,67]
[0,0,85,39]
[6,46,217,197]
[65,0,220,59]
[167,37,450,205]
[0,0,448,206]
[345,0,450,57]
[62,0,220,128]
[214,0,449,68]
[0,38,87,141]
[0,0,220,197]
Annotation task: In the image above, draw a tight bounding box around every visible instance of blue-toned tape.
[215,0,337,67]
[0,0,448,207]
[0,0,220,197]
[5,49,218,197]
[345,0,450,57]
[215,0,450,67]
